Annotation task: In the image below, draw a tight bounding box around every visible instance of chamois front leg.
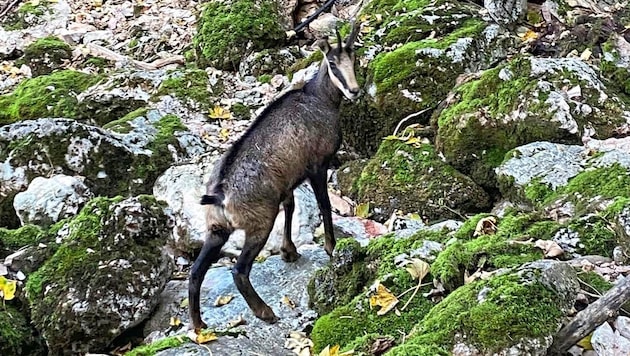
[233,224,279,323]
[189,228,230,331]
[309,168,336,257]
[281,191,301,262]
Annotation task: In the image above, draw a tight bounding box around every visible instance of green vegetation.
[125,335,186,356]
[0,225,48,250]
[194,0,285,70]
[286,51,323,81]
[1,2,49,30]
[0,305,44,355]
[0,70,101,125]
[102,108,150,133]
[155,69,216,109]
[390,273,564,353]
[18,36,72,76]
[350,136,489,221]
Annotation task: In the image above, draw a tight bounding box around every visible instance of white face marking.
[325,49,360,100]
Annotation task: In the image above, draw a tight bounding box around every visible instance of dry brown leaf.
[402,258,430,282]
[214,294,234,307]
[474,216,497,236]
[187,329,218,344]
[227,315,246,328]
[282,295,296,309]
[464,269,482,285]
[535,240,564,258]
[368,281,399,316]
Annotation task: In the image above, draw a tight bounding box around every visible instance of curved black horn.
[335,27,342,50]
[345,20,360,49]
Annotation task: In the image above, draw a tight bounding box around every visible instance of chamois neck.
[304,60,342,106]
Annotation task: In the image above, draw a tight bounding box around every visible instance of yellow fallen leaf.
[474,216,497,237]
[169,316,181,326]
[219,128,230,140]
[0,276,17,301]
[209,105,231,119]
[402,258,430,282]
[319,344,354,356]
[214,294,233,307]
[521,29,538,42]
[180,298,189,308]
[577,333,592,350]
[368,281,399,316]
[187,329,218,344]
[355,202,370,218]
[282,295,296,309]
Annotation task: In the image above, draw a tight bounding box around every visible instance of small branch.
[401,280,422,311]
[550,276,630,354]
[393,108,431,136]
[0,0,21,19]
[86,43,184,70]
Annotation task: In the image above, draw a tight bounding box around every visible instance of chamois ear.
[316,39,331,54]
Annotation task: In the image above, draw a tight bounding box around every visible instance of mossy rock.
[0,2,50,32]
[0,113,200,228]
[434,55,629,190]
[193,0,285,71]
[309,229,449,352]
[388,260,578,354]
[0,304,46,356]
[350,136,490,222]
[0,224,49,254]
[154,68,221,110]
[340,0,513,155]
[18,36,72,76]
[0,70,101,125]
[25,196,173,354]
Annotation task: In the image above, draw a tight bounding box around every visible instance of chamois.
[189,25,361,329]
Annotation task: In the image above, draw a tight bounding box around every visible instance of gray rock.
[592,321,630,356]
[28,196,174,354]
[484,0,527,25]
[518,260,580,313]
[238,47,301,77]
[82,30,114,44]
[150,247,329,356]
[13,174,93,226]
[331,215,388,246]
[616,316,630,340]
[496,142,585,189]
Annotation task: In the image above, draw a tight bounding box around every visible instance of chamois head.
[318,22,361,100]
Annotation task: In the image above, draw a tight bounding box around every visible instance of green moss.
[563,164,630,200]
[129,38,139,48]
[231,102,251,120]
[395,273,564,353]
[353,138,489,221]
[452,213,492,240]
[84,57,110,70]
[524,179,555,204]
[156,69,213,109]
[387,344,449,356]
[1,2,49,30]
[18,36,72,76]
[0,225,48,250]
[194,0,285,71]
[0,70,101,125]
[432,214,548,290]
[568,215,617,257]
[102,108,149,133]
[0,305,44,355]
[125,335,186,356]
[257,74,272,84]
[577,271,612,295]
[286,51,323,80]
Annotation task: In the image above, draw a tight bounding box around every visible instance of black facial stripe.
[330,65,349,89]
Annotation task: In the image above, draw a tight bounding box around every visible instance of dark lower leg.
[189,229,229,330]
[281,191,300,262]
[232,233,278,323]
[310,169,336,257]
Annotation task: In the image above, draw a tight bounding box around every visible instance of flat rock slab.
[156,247,329,356]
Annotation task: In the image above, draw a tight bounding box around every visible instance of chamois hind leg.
[233,222,278,323]
[281,191,300,262]
[189,227,230,331]
[309,168,336,257]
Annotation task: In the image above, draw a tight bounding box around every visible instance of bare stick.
[86,43,184,70]
[0,0,21,19]
[393,108,431,136]
[550,276,630,354]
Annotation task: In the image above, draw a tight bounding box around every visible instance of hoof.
[192,320,208,332]
[281,249,301,263]
[255,306,279,324]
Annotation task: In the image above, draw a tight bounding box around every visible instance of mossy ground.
[18,36,72,76]
[155,69,217,110]
[193,0,285,71]
[0,2,49,31]
[0,225,48,252]
[389,273,564,354]
[0,70,101,125]
[124,335,186,356]
[0,304,45,356]
[350,136,489,222]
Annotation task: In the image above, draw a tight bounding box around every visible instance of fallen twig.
[86,43,184,70]
[393,108,432,136]
[0,0,21,19]
[550,276,630,354]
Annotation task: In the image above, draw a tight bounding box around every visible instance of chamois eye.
[328,61,337,68]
